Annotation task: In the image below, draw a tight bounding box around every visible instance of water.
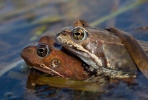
[0,0,148,99]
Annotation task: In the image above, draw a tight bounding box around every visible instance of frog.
[56,20,148,79]
[21,36,89,80]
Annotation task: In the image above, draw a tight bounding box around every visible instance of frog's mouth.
[29,63,65,78]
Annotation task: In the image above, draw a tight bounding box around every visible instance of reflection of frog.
[56,20,148,79]
[21,36,89,80]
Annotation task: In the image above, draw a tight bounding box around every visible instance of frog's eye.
[36,44,50,57]
[72,27,87,41]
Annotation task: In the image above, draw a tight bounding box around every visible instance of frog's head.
[56,20,138,78]
[56,20,110,71]
[21,36,89,80]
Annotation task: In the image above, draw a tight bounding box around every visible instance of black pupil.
[75,32,80,35]
[73,28,85,40]
[39,48,45,53]
[37,44,49,57]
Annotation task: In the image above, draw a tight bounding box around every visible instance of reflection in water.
[25,67,148,100]
[25,69,104,100]
[1,61,148,99]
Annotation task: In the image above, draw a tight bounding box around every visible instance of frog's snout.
[56,27,72,37]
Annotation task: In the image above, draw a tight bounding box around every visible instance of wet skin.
[56,20,148,79]
[108,28,148,79]
[21,36,89,80]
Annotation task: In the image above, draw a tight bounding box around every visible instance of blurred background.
[0,0,148,99]
[0,0,148,68]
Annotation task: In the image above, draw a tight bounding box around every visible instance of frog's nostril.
[62,32,67,36]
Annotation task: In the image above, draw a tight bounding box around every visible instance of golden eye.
[36,44,50,57]
[72,27,87,41]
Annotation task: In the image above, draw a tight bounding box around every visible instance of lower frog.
[56,20,148,79]
[21,36,89,80]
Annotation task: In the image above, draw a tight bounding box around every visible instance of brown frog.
[56,20,148,79]
[21,36,89,80]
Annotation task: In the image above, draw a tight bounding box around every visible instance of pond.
[0,0,148,99]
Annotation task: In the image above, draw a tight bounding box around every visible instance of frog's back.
[86,27,137,77]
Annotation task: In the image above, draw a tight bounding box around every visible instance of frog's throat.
[57,35,103,69]
[33,63,65,78]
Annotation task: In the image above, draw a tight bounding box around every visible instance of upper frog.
[21,36,89,80]
[56,20,138,78]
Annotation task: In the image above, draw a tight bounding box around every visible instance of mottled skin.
[56,20,148,78]
[21,36,89,80]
